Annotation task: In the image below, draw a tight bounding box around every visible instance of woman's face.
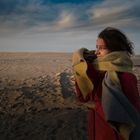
[95,38,110,57]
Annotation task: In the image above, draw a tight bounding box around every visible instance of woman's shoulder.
[117,72,137,82]
[117,71,140,112]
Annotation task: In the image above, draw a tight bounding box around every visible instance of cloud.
[0,0,140,53]
[0,0,140,36]
[88,0,140,29]
[56,11,75,29]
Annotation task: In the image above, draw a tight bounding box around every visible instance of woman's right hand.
[75,100,96,109]
[83,101,96,109]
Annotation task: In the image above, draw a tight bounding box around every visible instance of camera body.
[83,50,97,63]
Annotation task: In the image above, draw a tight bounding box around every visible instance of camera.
[83,50,97,63]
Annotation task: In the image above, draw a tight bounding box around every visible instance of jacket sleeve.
[74,63,100,102]
[118,72,140,113]
[75,81,90,102]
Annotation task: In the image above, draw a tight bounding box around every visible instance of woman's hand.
[83,101,96,109]
[70,75,76,85]
[75,99,96,109]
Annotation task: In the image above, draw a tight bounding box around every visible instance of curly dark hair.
[98,27,134,55]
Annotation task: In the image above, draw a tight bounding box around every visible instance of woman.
[72,27,140,140]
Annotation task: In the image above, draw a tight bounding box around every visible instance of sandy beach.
[0,52,140,140]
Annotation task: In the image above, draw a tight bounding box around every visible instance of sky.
[0,0,140,54]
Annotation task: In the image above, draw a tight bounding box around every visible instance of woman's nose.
[95,49,99,55]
